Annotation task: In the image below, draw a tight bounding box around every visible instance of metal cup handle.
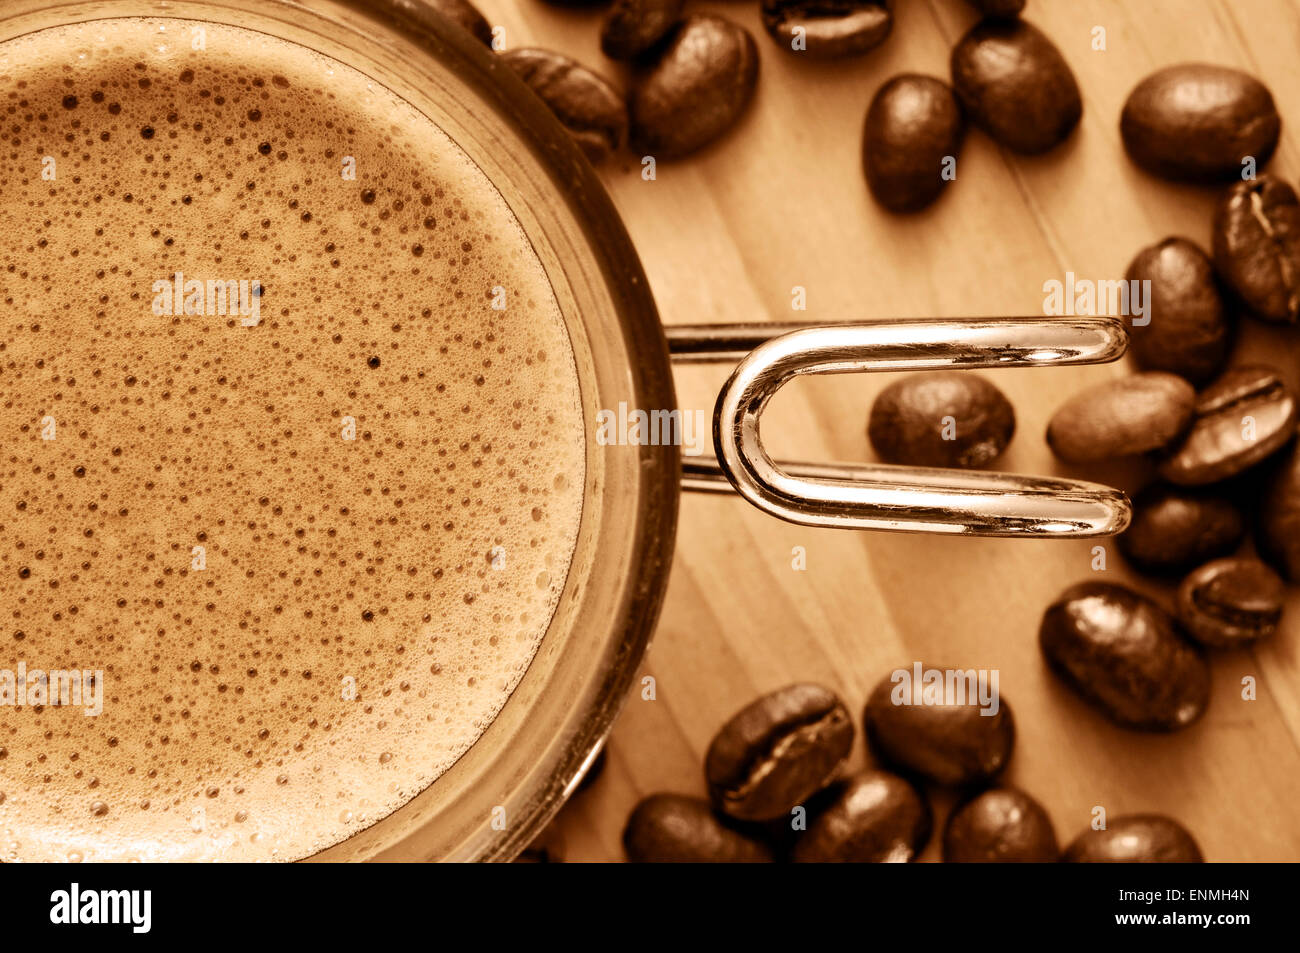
[667,317,1132,538]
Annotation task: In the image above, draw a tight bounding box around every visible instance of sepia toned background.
[475,0,1300,861]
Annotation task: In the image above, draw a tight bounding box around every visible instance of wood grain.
[474,0,1300,862]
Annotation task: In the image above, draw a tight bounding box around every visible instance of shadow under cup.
[1,0,679,861]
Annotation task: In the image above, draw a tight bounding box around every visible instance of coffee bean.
[1118,484,1244,575]
[623,794,774,862]
[863,669,1014,786]
[1157,365,1297,485]
[943,787,1059,863]
[1040,581,1209,731]
[761,0,893,60]
[1176,557,1284,649]
[1259,441,1300,581]
[965,0,1024,15]
[868,372,1014,468]
[1212,175,1300,324]
[600,0,683,61]
[628,16,759,160]
[1064,815,1203,863]
[500,49,627,164]
[705,683,854,822]
[791,771,931,862]
[863,75,965,213]
[1046,372,1195,464]
[950,20,1081,154]
[1121,65,1280,183]
[1125,237,1232,386]
[429,0,494,46]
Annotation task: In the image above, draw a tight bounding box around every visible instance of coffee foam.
[0,17,585,861]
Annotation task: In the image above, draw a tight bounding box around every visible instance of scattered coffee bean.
[1157,365,1297,485]
[1259,441,1300,581]
[1046,372,1195,463]
[430,0,494,46]
[1120,64,1280,183]
[868,372,1014,468]
[863,74,966,213]
[943,787,1059,862]
[628,16,759,160]
[623,794,774,862]
[1040,581,1209,731]
[600,0,683,61]
[1176,557,1284,649]
[705,683,854,822]
[965,0,1024,16]
[1118,484,1244,575]
[761,0,893,60]
[1064,815,1203,863]
[1125,237,1232,386]
[863,669,1014,786]
[791,771,931,862]
[1212,175,1300,324]
[500,49,627,164]
[950,19,1081,154]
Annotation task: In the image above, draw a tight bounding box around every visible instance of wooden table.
[476,0,1300,862]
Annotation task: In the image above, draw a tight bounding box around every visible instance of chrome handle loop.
[669,318,1132,538]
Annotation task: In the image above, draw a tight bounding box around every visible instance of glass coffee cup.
[0,0,1129,860]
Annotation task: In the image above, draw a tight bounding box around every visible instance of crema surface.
[0,17,585,861]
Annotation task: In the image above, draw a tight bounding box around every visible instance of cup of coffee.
[0,0,1129,862]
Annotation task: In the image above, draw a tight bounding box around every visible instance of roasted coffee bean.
[863,669,1014,786]
[1046,372,1195,464]
[966,0,1024,14]
[1212,175,1300,324]
[706,683,854,822]
[500,49,627,164]
[1259,442,1300,581]
[430,0,494,46]
[943,788,1059,863]
[868,372,1014,468]
[950,20,1081,155]
[600,0,683,61]
[1118,484,1244,575]
[1121,64,1280,183]
[1040,581,1210,731]
[1176,557,1284,649]
[1125,238,1232,386]
[1064,815,1203,863]
[761,0,893,60]
[1157,365,1297,485]
[623,794,774,862]
[863,75,965,213]
[628,16,759,160]
[791,771,931,863]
